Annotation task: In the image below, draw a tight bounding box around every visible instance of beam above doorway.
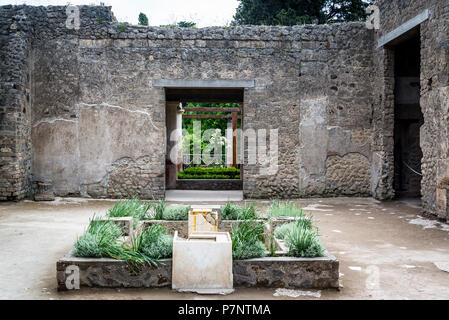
[377,9,429,48]
[152,79,255,88]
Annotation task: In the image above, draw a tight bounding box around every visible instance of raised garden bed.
[60,199,339,291]
[57,251,339,291]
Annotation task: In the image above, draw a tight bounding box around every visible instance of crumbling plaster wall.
[373,0,449,218]
[1,5,375,200]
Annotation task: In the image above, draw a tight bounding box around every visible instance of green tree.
[138,12,149,26]
[234,0,369,26]
[177,21,196,28]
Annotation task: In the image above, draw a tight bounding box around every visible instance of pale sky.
[1,0,240,27]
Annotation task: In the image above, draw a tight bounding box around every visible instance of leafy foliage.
[273,219,314,240]
[162,205,190,221]
[177,21,196,28]
[73,218,123,258]
[268,200,306,218]
[107,198,152,221]
[117,23,127,32]
[138,12,149,26]
[178,167,240,180]
[182,167,240,176]
[182,102,241,158]
[285,227,325,258]
[221,202,258,220]
[137,225,173,259]
[233,0,369,26]
[231,219,267,259]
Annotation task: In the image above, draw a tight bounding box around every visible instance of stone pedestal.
[34,182,55,201]
[172,231,233,294]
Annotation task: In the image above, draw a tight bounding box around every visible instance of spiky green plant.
[221,202,258,220]
[221,202,242,220]
[284,227,325,258]
[107,198,150,220]
[139,225,173,259]
[73,218,122,258]
[273,218,314,240]
[268,200,305,218]
[153,199,166,220]
[73,216,158,273]
[163,205,190,221]
[231,219,267,260]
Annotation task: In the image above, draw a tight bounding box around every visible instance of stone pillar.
[166,101,182,189]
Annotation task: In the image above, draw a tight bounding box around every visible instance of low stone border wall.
[57,252,339,291]
[234,255,339,289]
[175,179,242,190]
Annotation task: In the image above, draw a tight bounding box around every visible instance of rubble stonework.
[372,0,449,219]
[0,2,448,219]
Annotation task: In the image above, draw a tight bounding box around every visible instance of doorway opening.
[165,88,243,191]
[393,30,423,198]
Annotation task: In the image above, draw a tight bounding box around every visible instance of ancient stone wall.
[0,5,33,200]
[1,5,374,200]
[372,0,449,218]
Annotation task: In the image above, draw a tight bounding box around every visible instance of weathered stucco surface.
[0,1,448,219]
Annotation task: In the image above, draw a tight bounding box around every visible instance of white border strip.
[377,9,429,48]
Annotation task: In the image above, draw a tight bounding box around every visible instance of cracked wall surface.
[0,2,447,216]
[0,5,374,200]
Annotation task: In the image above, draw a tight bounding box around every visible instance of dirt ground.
[1,197,449,300]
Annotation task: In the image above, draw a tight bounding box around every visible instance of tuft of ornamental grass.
[153,199,166,220]
[107,198,152,221]
[138,225,173,259]
[273,218,314,240]
[284,227,325,258]
[221,202,258,220]
[73,216,158,273]
[73,218,123,258]
[268,200,305,218]
[231,219,267,260]
[162,205,190,221]
[221,202,241,220]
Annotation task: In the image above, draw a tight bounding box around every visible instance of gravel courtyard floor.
[1,197,449,300]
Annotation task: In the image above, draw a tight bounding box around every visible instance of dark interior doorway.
[393,31,424,198]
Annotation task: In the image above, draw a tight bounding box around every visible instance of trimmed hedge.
[178,167,241,180]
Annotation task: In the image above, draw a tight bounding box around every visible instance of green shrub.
[117,23,127,32]
[268,200,305,218]
[273,219,314,240]
[107,198,151,221]
[221,202,258,220]
[285,227,325,258]
[233,240,267,260]
[138,225,173,259]
[221,202,242,220]
[231,219,267,260]
[163,205,190,220]
[73,217,158,272]
[178,167,240,180]
[73,218,123,258]
[153,199,166,220]
[182,167,240,176]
